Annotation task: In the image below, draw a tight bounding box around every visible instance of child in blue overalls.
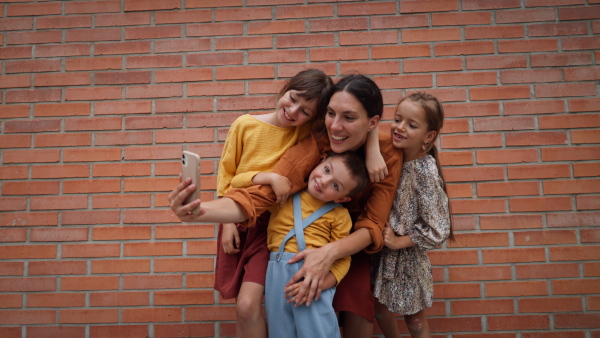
[259,152,369,338]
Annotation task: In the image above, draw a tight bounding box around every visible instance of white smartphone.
[181,151,201,215]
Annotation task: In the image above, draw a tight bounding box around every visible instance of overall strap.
[276,192,341,258]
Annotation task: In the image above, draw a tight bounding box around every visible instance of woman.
[170,74,403,337]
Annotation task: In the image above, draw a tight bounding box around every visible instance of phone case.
[181,151,201,215]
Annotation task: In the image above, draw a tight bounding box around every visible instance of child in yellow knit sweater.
[214,69,335,338]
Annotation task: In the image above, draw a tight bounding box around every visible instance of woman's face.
[325,91,379,153]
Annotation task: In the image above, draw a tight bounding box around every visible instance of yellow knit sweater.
[216,114,311,197]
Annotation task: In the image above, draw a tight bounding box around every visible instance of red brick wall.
[1,1,599,337]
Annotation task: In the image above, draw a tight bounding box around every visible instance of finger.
[286,251,306,265]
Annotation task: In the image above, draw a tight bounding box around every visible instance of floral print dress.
[372,155,451,315]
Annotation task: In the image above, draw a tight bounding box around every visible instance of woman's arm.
[169,177,247,224]
[364,125,388,183]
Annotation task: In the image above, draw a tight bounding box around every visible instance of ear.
[368,115,380,132]
[333,196,351,204]
[424,130,437,145]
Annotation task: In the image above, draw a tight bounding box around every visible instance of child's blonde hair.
[398,92,455,242]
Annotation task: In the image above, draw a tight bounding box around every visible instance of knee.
[236,297,261,321]
[405,315,425,334]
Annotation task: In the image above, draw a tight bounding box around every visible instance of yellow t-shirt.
[216,114,311,196]
[267,190,352,284]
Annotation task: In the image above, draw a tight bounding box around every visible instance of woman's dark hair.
[334,74,383,119]
[279,69,335,121]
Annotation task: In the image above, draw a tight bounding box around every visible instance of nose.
[321,175,332,187]
[329,115,343,132]
[289,104,299,115]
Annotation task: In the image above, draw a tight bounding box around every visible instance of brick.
[27,293,85,308]
[28,260,87,275]
[187,113,243,128]
[547,211,600,228]
[187,22,243,37]
[62,243,120,258]
[432,12,491,25]
[185,306,236,321]
[496,8,556,23]
[6,89,62,103]
[217,36,274,51]
[516,263,579,279]
[0,74,30,89]
[0,277,56,292]
[0,229,26,243]
[0,310,55,325]
[310,17,368,32]
[61,276,120,292]
[66,57,122,71]
[520,297,583,313]
[248,50,307,65]
[62,179,120,194]
[217,96,275,111]
[515,230,578,246]
[65,1,121,14]
[37,15,92,29]
[0,105,29,118]
[445,102,500,118]
[63,148,121,162]
[506,131,568,146]
[281,34,339,50]
[35,133,92,148]
[530,22,588,37]
[95,100,151,115]
[4,149,60,164]
[89,325,149,338]
[536,83,596,98]
[563,36,600,50]
[544,178,600,195]
[470,86,531,100]
[531,52,593,67]
[372,44,430,60]
[434,282,481,298]
[27,326,85,338]
[6,30,61,45]
[542,146,600,161]
[187,240,217,255]
[125,25,181,40]
[0,134,31,148]
[540,113,600,129]
[574,162,600,177]
[59,309,119,324]
[428,250,479,266]
[0,294,21,308]
[0,166,28,180]
[187,274,215,288]
[65,87,122,101]
[94,71,151,85]
[124,241,182,257]
[403,28,461,42]
[452,299,514,315]
[446,183,473,198]
[467,25,525,40]
[122,307,181,323]
[0,46,32,60]
[476,149,539,164]
[0,17,34,31]
[570,97,600,112]
[0,197,26,211]
[34,102,92,118]
[510,196,572,212]
[484,247,547,264]
[36,44,91,58]
[95,41,151,56]
[154,258,213,272]
[559,5,600,20]
[92,226,151,240]
[487,281,549,298]
[7,3,62,16]
[436,41,495,57]
[477,181,539,197]
[154,290,213,305]
[507,164,570,180]
[276,4,333,19]
[467,55,527,70]
[30,228,88,242]
[501,69,562,84]
[187,52,243,67]
[95,131,152,146]
[463,0,521,10]
[248,20,305,35]
[92,259,150,274]
[123,145,183,161]
[449,265,512,281]
[550,246,600,261]
[442,134,502,149]
[488,315,550,331]
[555,313,600,329]
[565,66,600,81]
[0,212,58,226]
[124,0,179,11]
[92,163,150,177]
[153,323,214,338]
[404,58,462,73]
[123,275,182,289]
[96,12,151,26]
[66,28,121,43]
[374,74,432,89]
[90,291,149,307]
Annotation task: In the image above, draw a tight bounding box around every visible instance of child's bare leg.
[236,281,266,338]
[374,300,402,338]
[404,310,430,338]
[340,311,373,338]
